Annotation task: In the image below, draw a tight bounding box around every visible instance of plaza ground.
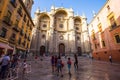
[18,56,120,80]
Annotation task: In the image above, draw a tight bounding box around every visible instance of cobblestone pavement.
[18,56,120,80]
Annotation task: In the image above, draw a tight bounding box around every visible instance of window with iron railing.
[110,16,117,29]
[3,11,12,25]
[17,6,23,16]
[18,37,21,45]
[102,41,106,47]
[0,28,7,38]
[115,35,120,43]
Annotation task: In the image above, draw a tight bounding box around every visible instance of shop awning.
[0,42,13,50]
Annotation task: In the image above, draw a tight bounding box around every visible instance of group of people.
[51,54,78,77]
[0,51,29,79]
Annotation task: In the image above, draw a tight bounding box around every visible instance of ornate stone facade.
[31,6,91,56]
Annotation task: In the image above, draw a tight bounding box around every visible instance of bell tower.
[22,0,34,14]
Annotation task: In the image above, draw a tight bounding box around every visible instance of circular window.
[59,24,63,28]
[59,35,63,40]
[43,24,47,28]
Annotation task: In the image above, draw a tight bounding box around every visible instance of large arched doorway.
[59,43,65,56]
[40,46,45,56]
[77,47,82,56]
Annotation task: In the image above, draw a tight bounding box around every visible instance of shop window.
[0,28,7,38]
[115,35,120,43]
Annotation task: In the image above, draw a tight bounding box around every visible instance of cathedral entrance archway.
[40,46,45,56]
[59,43,65,56]
[77,47,82,56]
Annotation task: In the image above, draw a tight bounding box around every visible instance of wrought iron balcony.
[20,30,24,36]
[17,9,23,17]
[12,24,20,32]
[9,37,16,44]
[3,16,12,26]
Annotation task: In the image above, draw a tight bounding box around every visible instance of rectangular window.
[95,44,97,49]
[10,33,16,41]
[102,41,106,47]
[23,14,26,22]
[17,6,22,16]
[15,20,19,25]
[18,38,21,44]
[115,35,120,43]
[5,11,12,22]
[98,24,102,32]
[0,28,7,38]
[110,16,117,29]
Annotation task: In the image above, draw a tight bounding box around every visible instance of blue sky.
[31,0,107,23]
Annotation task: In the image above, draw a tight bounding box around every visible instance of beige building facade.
[31,6,91,56]
[88,0,120,62]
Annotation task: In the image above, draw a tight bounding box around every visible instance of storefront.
[0,42,13,57]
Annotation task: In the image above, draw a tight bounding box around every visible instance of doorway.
[59,43,65,56]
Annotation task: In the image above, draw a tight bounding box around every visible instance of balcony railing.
[3,16,12,26]
[20,30,24,36]
[9,37,16,44]
[17,9,23,17]
[12,24,20,32]
[28,36,30,41]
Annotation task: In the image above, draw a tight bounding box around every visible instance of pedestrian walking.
[22,59,27,74]
[74,54,78,71]
[0,53,10,79]
[109,55,112,64]
[57,56,63,77]
[51,56,55,73]
[54,55,58,71]
[67,57,72,77]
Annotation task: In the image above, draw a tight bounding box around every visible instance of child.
[67,57,72,74]
[22,60,27,74]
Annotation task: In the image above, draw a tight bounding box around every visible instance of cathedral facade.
[31,6,91,56]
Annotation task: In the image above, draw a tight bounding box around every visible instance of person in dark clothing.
[74,54,78,71]
[51,56,55,73]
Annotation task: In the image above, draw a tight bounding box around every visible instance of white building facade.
[31,6,91,56]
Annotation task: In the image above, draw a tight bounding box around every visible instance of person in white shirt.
[0,53,10,79]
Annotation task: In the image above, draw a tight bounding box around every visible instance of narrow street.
[18,56,120,80]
